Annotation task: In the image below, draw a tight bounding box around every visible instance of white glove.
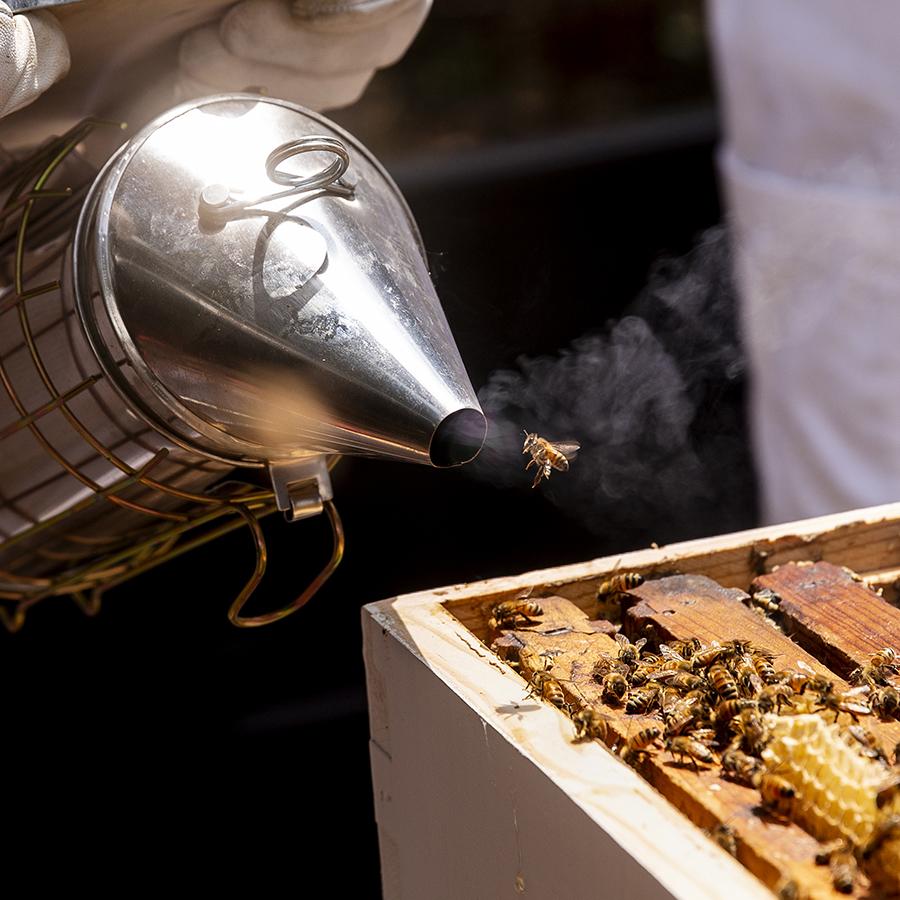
[0,2,69,118]
[178,0,431,110]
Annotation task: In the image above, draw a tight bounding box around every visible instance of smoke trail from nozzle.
[470,225,756,544]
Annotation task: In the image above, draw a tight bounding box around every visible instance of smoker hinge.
[268,456,333,522]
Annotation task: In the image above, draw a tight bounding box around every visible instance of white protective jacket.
[710,0,900,523]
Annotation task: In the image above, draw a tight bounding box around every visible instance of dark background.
[2,1,756,888]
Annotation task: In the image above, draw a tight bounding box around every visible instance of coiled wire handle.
[200,135,354,226]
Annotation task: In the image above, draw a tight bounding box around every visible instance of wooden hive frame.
[363,502,900,900]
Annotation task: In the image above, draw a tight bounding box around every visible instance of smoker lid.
[76,94,483,467]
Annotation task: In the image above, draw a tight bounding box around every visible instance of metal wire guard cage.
[0,120,344,632]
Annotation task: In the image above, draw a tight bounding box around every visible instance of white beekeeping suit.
[709,1,900,524]
[0,0,429,139]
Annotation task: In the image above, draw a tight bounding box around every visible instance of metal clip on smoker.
[0,95,486,629]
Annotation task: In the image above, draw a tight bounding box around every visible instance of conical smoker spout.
[430,408,487,467]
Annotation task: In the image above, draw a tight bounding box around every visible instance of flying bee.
[709,663,739,700]
[601,672,629,705]
[815,683,871,722]
[522,431,580,488]
[664,735,715,771]
[757,684,795,714]
[572,707,612,744]
[749,587,781,615]
[870,685,900,720]
[625,684,661,714]
[757,773,796,820]
[614,633,647,666]
[488,594,543,631]
[829,850,857,894]
[623,725,662,762]
[708,823,737,858]
[720,747,763,786]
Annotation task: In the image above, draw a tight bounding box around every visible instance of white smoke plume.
[470,226,756,545]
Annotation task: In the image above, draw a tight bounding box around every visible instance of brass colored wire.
[0,121,344,631]
[228,500,344,628]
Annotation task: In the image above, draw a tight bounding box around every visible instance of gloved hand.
[0,2,69,118]
[178,0,431,110]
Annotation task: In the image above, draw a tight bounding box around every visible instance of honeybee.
[658,643,697,672]
[714,698,758,725]
[870,685,900,720]
[663,638,703,659]
[729,708,770,756]
[720,747,762,786]
[488,594,543,630]
[531,670,567,708]
[787,660,833,695]
[592,656,631,680]
[851,647,900,686]
[654,670,707,693]
[708,823,738,858]
[733,655,764,697]
[749,587,781,615]
[623,725,662,761]
[757,684,795,714]
[815,683,871,722]
[872,647,899,668]
[828,850,857,894]
[846,724,889,765]
[663,695,702,736]
[757,772,796,820]
[709,663,739,700]
[876,772,900,809]
[572,707,612,744]
[614,633,647,666]
[664,735,715,771]
[597,572,644,604]
[861,813,900,862]
[601,672,629,704]
[629,661,660,687]
[625,684,661,714]
[689,642,729,670]
[751,651,779,686]
[522,431,580,488]
[520,649,567,709]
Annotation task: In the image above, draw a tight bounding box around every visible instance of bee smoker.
[0,94,486,629]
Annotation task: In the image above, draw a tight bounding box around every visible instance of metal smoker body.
[0,95,486,628]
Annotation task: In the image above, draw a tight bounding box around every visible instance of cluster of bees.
[488,578,900,897]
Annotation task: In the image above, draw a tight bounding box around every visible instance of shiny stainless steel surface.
[75,95,486,469]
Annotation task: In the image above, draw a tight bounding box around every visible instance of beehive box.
[362,503,900,900]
